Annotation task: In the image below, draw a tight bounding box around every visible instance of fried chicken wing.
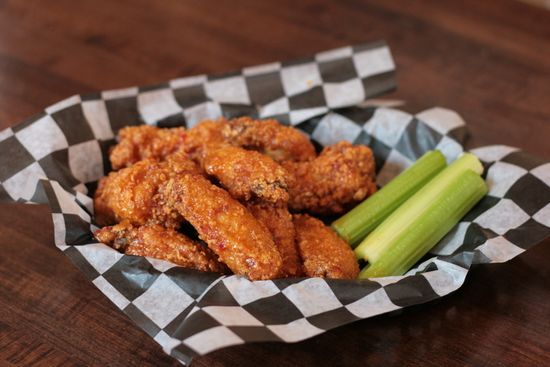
[94,154,200,228]
[223,117,316,162]
[94,221,227,273]
[202,145,290,204]
[293,214,359,279]
[109,125,186,170]
[162,174,283,280]
[179,120,292,204]
[247,203,302,277]
[94,159,176,227]
[283,141,377,215]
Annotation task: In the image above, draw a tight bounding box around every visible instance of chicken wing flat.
[94,221,227,273]
[247,203,302,277]
[162,174,283,280]
[94,154,200,228]
[292,214,359,279]
[283,141,377,215]
[109,125,186,170]
[202,145,290,204]
[178,119,292,204]
[223,117,316,162]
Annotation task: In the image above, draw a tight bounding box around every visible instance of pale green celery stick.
[358,170,487,278]
[332,150,446,246]
[354,152,484,262]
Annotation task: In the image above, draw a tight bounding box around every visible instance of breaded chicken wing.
[179,119,292,204]
[293,214,359,279]
[283,141,377,215]
[223,117,316,162]
[247,203,302,277]
[202,145,290,204]
[94,154,200,228]
[109,125,186,170]
[94,221,227,273]
[162,174,283,280]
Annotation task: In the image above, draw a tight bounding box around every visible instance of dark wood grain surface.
[1,0,549,366]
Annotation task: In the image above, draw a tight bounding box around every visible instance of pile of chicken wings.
[94,117,376,280]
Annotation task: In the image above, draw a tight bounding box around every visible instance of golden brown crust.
[203,145,290,204]
[94,219,135,249]
[181,119,228,161]
[110,125,186,170]
[163,174,283,280]
[292,214,359,279]
[93,157,200,228]
[283,141,377,215]
[247,203,302,277]
[94,221,228,273]
[94,159,171,227]
[223,117,317,162]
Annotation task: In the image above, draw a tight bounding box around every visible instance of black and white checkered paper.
[1,41,548,365]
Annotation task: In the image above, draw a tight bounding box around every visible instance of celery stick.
[332,150,446,246]
[354,152,484,262]
[358,170,487,278]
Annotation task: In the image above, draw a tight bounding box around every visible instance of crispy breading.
[203,145,290,204]
[179,120,292,204]
[93,155,200,228]
[109,125,185,170]
[283,141,377,215]
[223,117,317,162]
[162,174,283,280]
[247,203,302,277]
[293,214,359,279]
[181,119,228,161]
[94,221,227,273]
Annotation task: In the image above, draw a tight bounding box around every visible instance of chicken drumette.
[293,214,359,279]
[283,141,377,215]
[247,203,302,277]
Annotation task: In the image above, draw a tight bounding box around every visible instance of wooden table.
[1,1,549,366]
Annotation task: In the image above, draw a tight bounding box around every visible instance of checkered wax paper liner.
[0,41,548,365]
